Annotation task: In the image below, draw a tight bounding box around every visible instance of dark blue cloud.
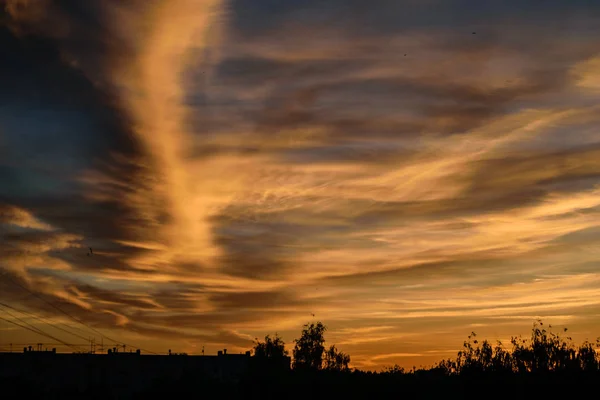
[0,24,138,201]
[228,0,600,39]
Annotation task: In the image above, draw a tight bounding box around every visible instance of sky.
[1,0,600,370]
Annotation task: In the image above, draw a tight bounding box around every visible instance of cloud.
[208,289,308,310]
[107,0,231,269]
[371,353,424,360]
[2,0,600,370]
[73,283,159,310]
[571,56,600,91]
[2,0,59,37]
[0,204,52,230]
[127,322,254,348]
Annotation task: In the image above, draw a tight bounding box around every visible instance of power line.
[0,315,82,352]
[0,301,91,342]
[1,281,95,339]
[0,271,158,355]
[0,305,85,353]
[1,305,55,339]
[0,273,110,340]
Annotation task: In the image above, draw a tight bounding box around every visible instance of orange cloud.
[2,0,600,370]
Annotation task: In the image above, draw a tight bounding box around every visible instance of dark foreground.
[4,321,599,399]
[4,370,599,400]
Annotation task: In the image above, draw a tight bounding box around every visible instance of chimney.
[108,349,112,354]
[245,351,251,356]
[223,349,227,355]
[28,346,32,352]
[218,350,223,356]
[52,348,56,354]
[136,349,141,355]
[23,347,27,353]
[168,349,171,356]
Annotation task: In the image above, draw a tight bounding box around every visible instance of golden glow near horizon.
[1,0,600,370]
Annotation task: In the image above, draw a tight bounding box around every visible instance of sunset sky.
[1,0,600,370]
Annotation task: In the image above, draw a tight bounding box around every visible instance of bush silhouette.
[436,319,600,376]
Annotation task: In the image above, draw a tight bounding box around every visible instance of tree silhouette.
[253,334,288,359]
[250,333,291,375]
[324,344,351,371]
[293,321,327,371]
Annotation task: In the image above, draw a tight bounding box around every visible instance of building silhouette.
[0,347,292,397]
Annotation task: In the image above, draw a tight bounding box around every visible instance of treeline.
[251,319,600,375]
[434,320,600,375]
[234,319,600,398]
